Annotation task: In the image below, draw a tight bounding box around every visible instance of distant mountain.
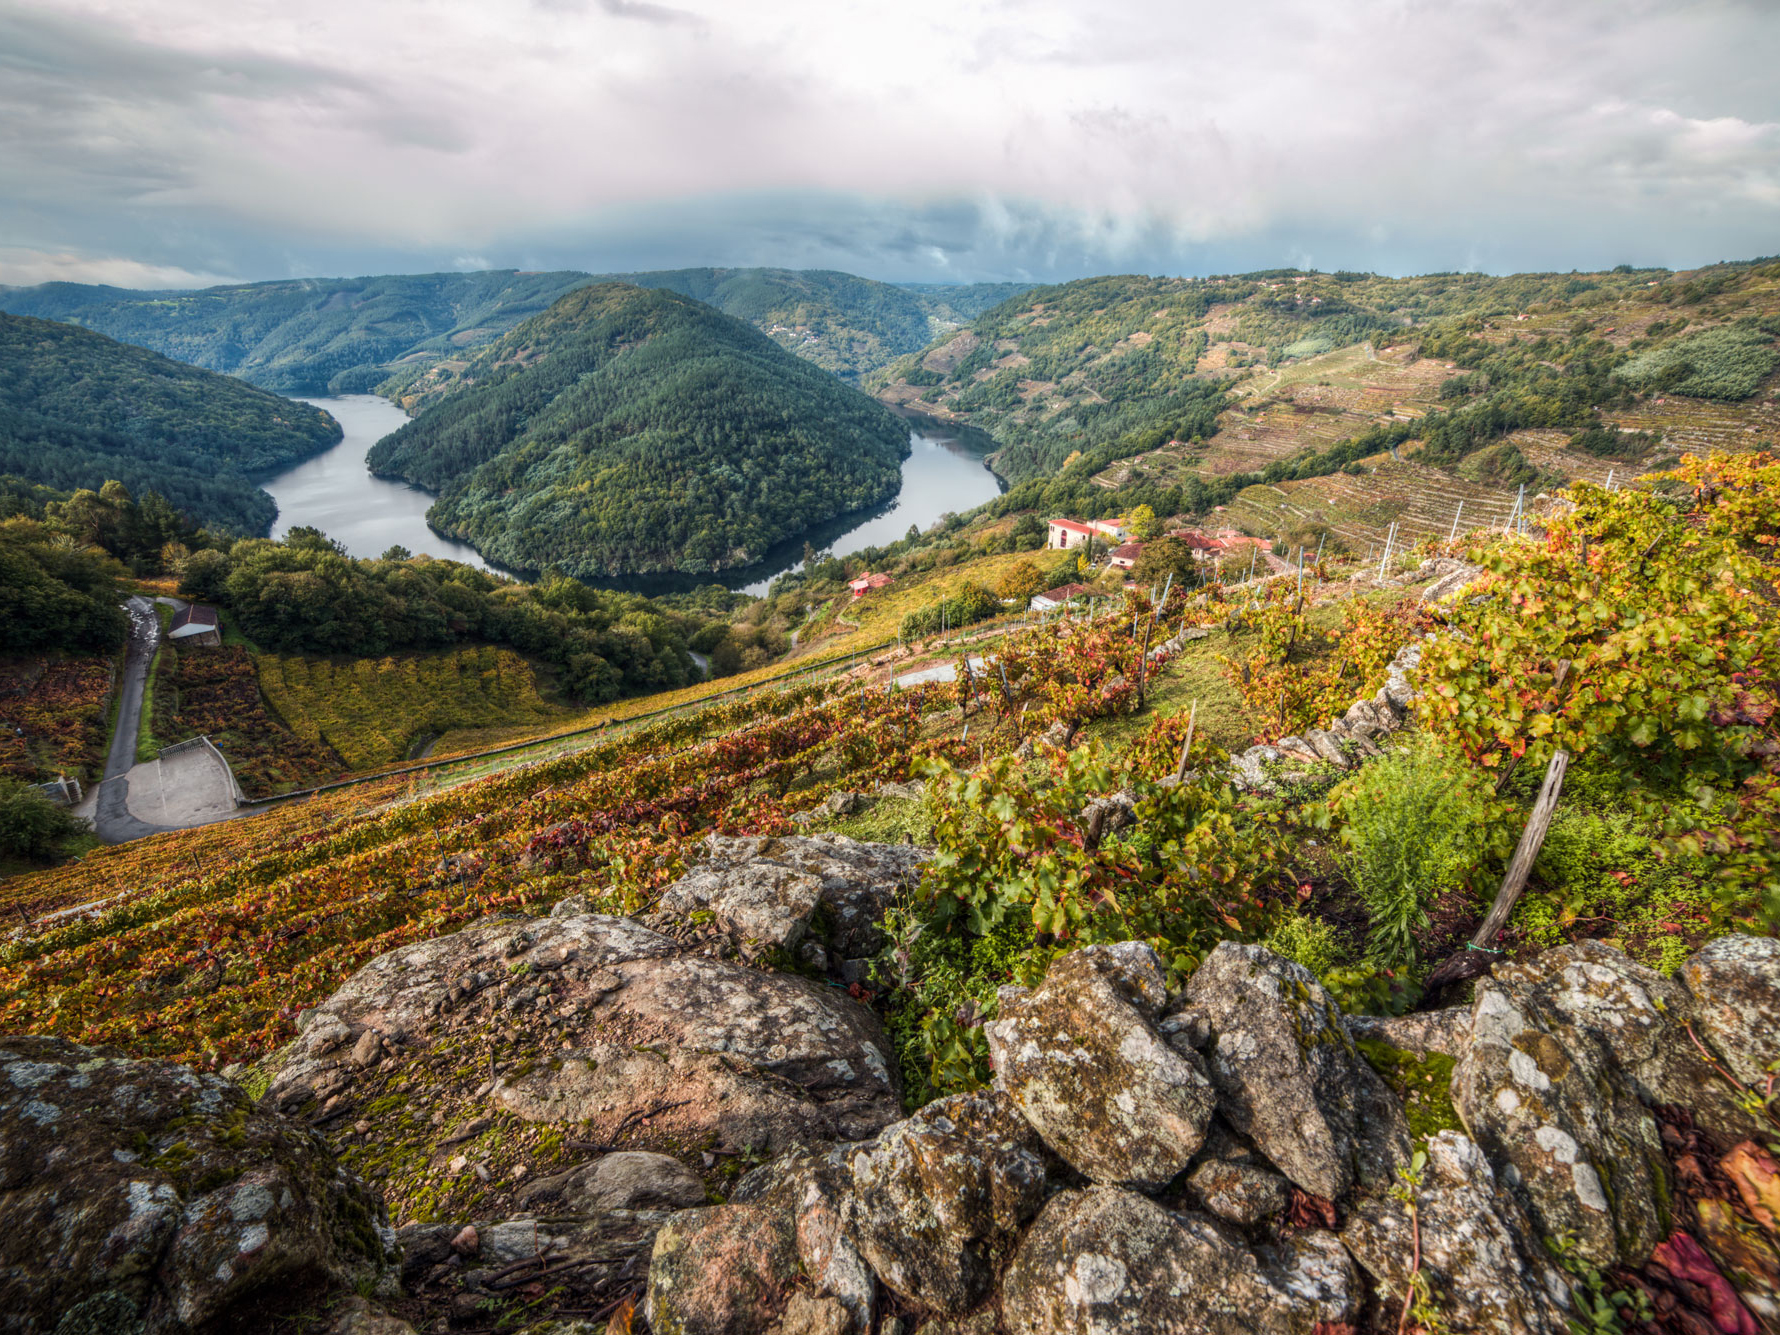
[0,313,341,533]
[365,283,911,577]
[0,268,1032,396]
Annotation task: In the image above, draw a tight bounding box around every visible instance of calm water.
[268,396,492,569]
[263,396,1005,593]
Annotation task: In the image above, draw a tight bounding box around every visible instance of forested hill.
[365,283,912,578]
[869,265,1722,481]
[0,313,341,534]
[0,268,1031,396]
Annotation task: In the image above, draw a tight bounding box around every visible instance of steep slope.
[0,313,341,533]
[366,283,912,577]
[0,269,1031,394]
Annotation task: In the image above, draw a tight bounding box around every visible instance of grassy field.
[256,645,571,771]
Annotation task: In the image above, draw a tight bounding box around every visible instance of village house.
[1087,519,1128,541]
[848,572,894,599]
[1029,583,1108,613]
[1047,519,1095,550]
[167,604,221,648]
[1108,542,1143,571]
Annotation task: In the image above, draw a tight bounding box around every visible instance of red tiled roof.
[1049,519,1095,535]
[1110,543,1143,559]
[1038,583,1105,601]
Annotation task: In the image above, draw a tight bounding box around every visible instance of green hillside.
[871,262,1780,499]
[0,313,341,533]
[0,268,1030,395]
[366,283,912,577]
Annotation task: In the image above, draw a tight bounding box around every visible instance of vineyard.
[0,654,114,783]
[155,646,345,796]
[0,451,1773,1127]
[255,645,570,771]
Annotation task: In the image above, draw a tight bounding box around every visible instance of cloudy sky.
[2,0,1777,288]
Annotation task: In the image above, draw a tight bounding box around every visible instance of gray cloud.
[0,0,1776,288]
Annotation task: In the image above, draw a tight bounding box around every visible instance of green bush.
[0,777,86,861]
[1263,911,1345,978]
[1323,741,1513,968]
[877,745,1279,1102]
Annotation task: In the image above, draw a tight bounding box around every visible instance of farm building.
[848,572,894,598]
[1108,542,1144,570]
[167,604,221,648]
[1030,583,1108,613]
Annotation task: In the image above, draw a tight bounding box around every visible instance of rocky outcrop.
[266,910,902,1159]
[985,943,1216,1190]
[1001,1186,1359,1335]
[1681,934,1780,1090]
[1342,1131,1571,1335]
[1453,971,1670,1268]
[842,1091,1047,1314]
[0,1035,392,1332]
[651,834,930,963]
[646,1204,800,1335]
[1177,942,1411,1200]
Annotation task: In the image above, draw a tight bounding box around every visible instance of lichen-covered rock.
[1176,942,1410,1200]
[652,835,929,959]
[1452,975,1669,1268]
[1182,1157,1291,1227]
[843,1091,1047,1315]
[1000,1186,1356,1335]
[732,1142,877,1331]
[0,1035,392,1333]
[329,1296,420,1335]
[1344,1006,1472,1060]
[265,912,901,1160]
[1681,934,1780,1090]
[1341,1131,1571,1335]
[985,943,1215,1190]
[1493,939,1763,1142]
[645,1204,799,1335]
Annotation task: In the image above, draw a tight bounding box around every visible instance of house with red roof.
[1047,519,1096,550]
[1108,542,1144,570]
[848,572,894,599]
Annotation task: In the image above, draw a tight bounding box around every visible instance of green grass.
[135,645,168,764]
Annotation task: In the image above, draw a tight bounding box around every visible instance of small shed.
[1108,542,1144,571]
[168,604,221,648]
[848,572,894,599]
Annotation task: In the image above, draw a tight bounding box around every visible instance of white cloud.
[0,0,1776,283]
[0,247,232,289]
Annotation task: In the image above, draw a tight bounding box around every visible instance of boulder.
[1182,1157,1291,1228]
[1451,974,1669,1268]
[843,1090,1048,1315]
[1341,1131,1573,1335]
[645,1204,800,1335]
[652,834,930,960]
[1175,942,1411,1200]
[264,912,902,1164]
[1000,1186,1357,1335]
[1681,934,1780,1089]
[1493,939,1764,1143]
[985,944,1215,1190]
[0,1035,391,1333]
[732,1142,878,1331]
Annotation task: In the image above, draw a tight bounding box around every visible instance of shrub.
[0,777,86,860]
[1263,911,1345,978]
[879,745,1280,1100]
[1322,741,1513,969]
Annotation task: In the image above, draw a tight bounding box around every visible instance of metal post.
[1246,547,1257,584]
[1604,468,1615,491]
[1449,501,1464,541]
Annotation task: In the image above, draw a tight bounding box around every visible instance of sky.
[2,0,1778,289]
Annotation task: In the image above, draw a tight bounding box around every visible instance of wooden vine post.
[1424,746,1570,993]
[1172,701,1198,782]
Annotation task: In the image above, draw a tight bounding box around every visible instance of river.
[263,395,1005,595]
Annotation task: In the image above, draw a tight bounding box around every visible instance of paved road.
[894,656,989,688]
[90,597,168,843]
